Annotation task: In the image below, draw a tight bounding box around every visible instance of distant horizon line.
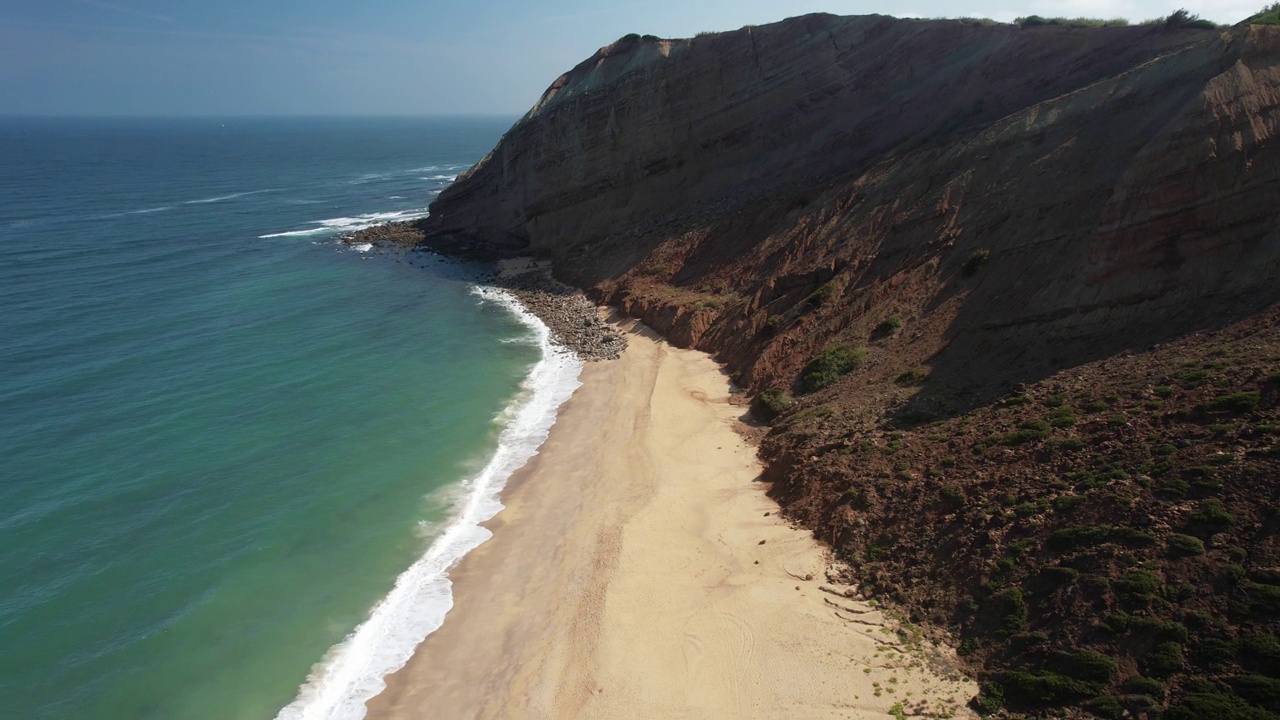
[0,113,524,120]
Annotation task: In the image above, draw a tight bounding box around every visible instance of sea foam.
[274,288,583,720]
[259,209,430,239]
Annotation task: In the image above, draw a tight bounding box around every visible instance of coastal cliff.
[413,14,1280,719]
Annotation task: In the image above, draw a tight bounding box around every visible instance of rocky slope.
[410,13,1280,719]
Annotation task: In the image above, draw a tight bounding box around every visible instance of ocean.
[0,117,581,719]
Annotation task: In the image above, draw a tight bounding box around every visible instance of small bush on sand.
[753,387,792,420]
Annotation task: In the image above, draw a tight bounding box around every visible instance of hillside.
[400,13,1280,719]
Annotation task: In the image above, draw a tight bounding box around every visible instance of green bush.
[1117,569,1162,600]
[940,485,965,507]
[1156,385,1175,398]
[1165,9,1218,29]
[1144,641,1185,677]
[806,282,836,307]
[1166,692,1280,720]
[1230,674,1280,709]
[1053,494,1087,513]
[1167,534,1206,557]
[999,669,1103,705]
[1240,633,1280,672]
[1243,581,1280,616]
[1085,695,1125,719]
[1191,498,1235,530]
[1202,391,1262,414]
[1047,525,1109,551]
[1113,527,1156,547]
[1122,676,1166,698]
[993,587,1028,634]
[1055,649,1118,683]
[754,387,792,420]
[619,32,642,41]
[876,316,903,336]
[799,344,865,393]
[762,314,783,335]
[962,248,991,277]
[895,368,929,386]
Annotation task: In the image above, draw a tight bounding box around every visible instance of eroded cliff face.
[426,16,1280,401]
[421,14,1280,718]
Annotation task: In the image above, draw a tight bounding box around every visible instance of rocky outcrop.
[423,16,1280,406]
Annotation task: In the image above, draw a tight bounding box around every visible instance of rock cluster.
[342,226,625,361]
[497,267,626,362]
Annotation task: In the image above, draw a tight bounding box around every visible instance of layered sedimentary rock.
[419,14,1280,717]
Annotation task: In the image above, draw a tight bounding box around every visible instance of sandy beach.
[367,317,976,719]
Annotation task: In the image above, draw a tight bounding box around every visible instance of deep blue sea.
[0,117,582,719]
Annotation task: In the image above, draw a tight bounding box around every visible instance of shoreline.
[276,287,584,720]
[365,314,977,719]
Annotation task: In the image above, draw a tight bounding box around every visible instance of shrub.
[1197,637,1239,666]
[1053,494,1087,513]
[1051,415,1077,428]
[1113,527,1157,547]
[762,314,783,335]
[1191,498,1235,530]
[999,669,1103,706]
[895,368,929,386]
[1085,695,1125,719]
[1118,570,1162,600]
[940,485,965,507]
[1047,525,1110,550]
[1003,423,1050,445]
[1122,676,1166,698]
[1167,534,1206,557]
[1166,692,1279,720]
[1056,650,1118,683]
[1230,674,1280,709]
[799,345,865,393]
[1039,566,1079,585]
[619,32,641,41]
[1144,641,1185,677]
[1243,581,1280,616]
[1245,3,1280,25]
[1165,9,1218,29]
[754,387,792,420]
[994,587,1028,633]
[962,248,991,277]
[876,316,903,336]
[1240,633,1280,672]
[806,281,836,307]
[1155,385,1175,398]
[1203,392,1261,415]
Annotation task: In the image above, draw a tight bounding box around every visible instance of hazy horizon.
[1,0,1265,116]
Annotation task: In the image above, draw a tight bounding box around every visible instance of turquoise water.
[0,117,557,719]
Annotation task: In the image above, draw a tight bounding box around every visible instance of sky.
[0,0,1262,116]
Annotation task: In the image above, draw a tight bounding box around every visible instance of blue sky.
[0,0,1261,115]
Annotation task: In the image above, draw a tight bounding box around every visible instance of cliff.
[417,14,1280,719]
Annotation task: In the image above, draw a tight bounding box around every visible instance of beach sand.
[367,318,976,719]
